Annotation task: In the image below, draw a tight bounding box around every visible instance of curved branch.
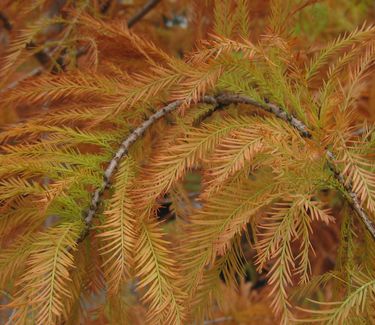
[78,99,182,241]
[81,93,375,242]
[214,94,375,240]
[213,93,311,137]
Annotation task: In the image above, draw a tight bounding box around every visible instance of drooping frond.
[339,43,375,112]
[317,42,375,125]
[78,13,173,65]
[6,222,82,325]
[305,23,375,81]
[63,64,182,122]
[2,71,125,107]
[0,177,42,201]
[188,34,257,65]
[340,142,375,212]
[0,197,44,243]
[255,200,299,323]
[300,271,375,324]
[256,195,333,323]
[133,117,257,212]
[135,218,185,324]
[182,171,280,304]
[189,235,245,322]
[0,232,36,288]
[97,157,136,295]
[296,198,334,284]
[113,65,182,115]
[218,68,264,105]
[81,233,106,296]
[171,61,223,110]
[0,106,123,143]
[202,122,265,196]
[202,116,299,197]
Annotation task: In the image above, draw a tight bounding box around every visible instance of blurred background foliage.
[1,0,374,125]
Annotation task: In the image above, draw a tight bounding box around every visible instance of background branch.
[127,0,162,28]
[0,12,12,31]
[0,0,162,92]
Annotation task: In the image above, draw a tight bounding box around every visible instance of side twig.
[203,316,233,324]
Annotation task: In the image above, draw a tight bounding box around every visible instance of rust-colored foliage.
[0,1,374,324]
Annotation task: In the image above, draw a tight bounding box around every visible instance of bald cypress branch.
[79,99,183,241]
[81,93,375,242]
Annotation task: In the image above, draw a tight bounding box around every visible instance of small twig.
[127,0,162,28]
[203,316,233,324]
[0,67,43,94]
